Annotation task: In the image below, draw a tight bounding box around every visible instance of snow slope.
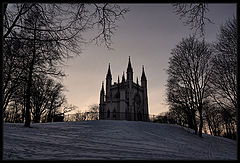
[3,120,237,160]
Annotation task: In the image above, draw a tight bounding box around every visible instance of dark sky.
[63,3,236,115]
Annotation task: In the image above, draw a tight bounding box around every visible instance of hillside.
[3,120,237,160]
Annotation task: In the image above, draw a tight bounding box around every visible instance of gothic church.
[99,57,149,121]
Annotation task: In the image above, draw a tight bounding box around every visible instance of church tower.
[99,57,149,122]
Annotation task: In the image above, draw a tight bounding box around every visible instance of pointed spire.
[117,75,120,92]
[101,81,104,92]
[107,63,111,76]
[106,63,112,80]
[127,56,133,72]
[141,65,146,81]
[136,77,139,92]
[122,71,125,83]
[100,81,104,103]
[102,81,104,89]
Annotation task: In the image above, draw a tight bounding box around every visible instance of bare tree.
[209,17,237,139]
[210,16,237,110]
[167,76,197,132]
[43,103,77,122]
[172,3,213,37]
[3,3,128,127]
[62,104,77,115]
[4,3,129,49]
[71,104,99,121]
[203,100,223,136]
[74,111,87,121]
[3,37,28,114]
[31,75,66,123]
[167,35,214,137]
[87,104,99,120]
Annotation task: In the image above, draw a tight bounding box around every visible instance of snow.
[3,120,237,160]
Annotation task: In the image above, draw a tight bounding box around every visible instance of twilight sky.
[63,3,236,115]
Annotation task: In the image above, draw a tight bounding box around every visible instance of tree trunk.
[24,26,36,127]
[21,107,25,123]
[206,117,213,135]
[186,111,194,129]
[33,112,40,123]
[198,104,203,137]
[24,60,34,127]
[208,124,213,135]
[47,110,52,122]
[192,110,198,135]
[33,106,41,123]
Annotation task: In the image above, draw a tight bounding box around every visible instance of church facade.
[99,57,149,121]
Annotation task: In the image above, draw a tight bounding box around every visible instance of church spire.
[141,65,146,81]
[127,56,133,81]
[106,63,112,101]
[101,81,104,92]
[127,56,133,72]
[107,63,112,78]
[122,71,125,83]
[100,81,104,104]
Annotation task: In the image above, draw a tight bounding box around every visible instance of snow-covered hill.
[3,120,237,160]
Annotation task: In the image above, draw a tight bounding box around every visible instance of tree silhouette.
[172,3,213,37]
[3,3,128,127]
[167,35,214,137]
[31,75,66,123]
[209,17,237,139]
